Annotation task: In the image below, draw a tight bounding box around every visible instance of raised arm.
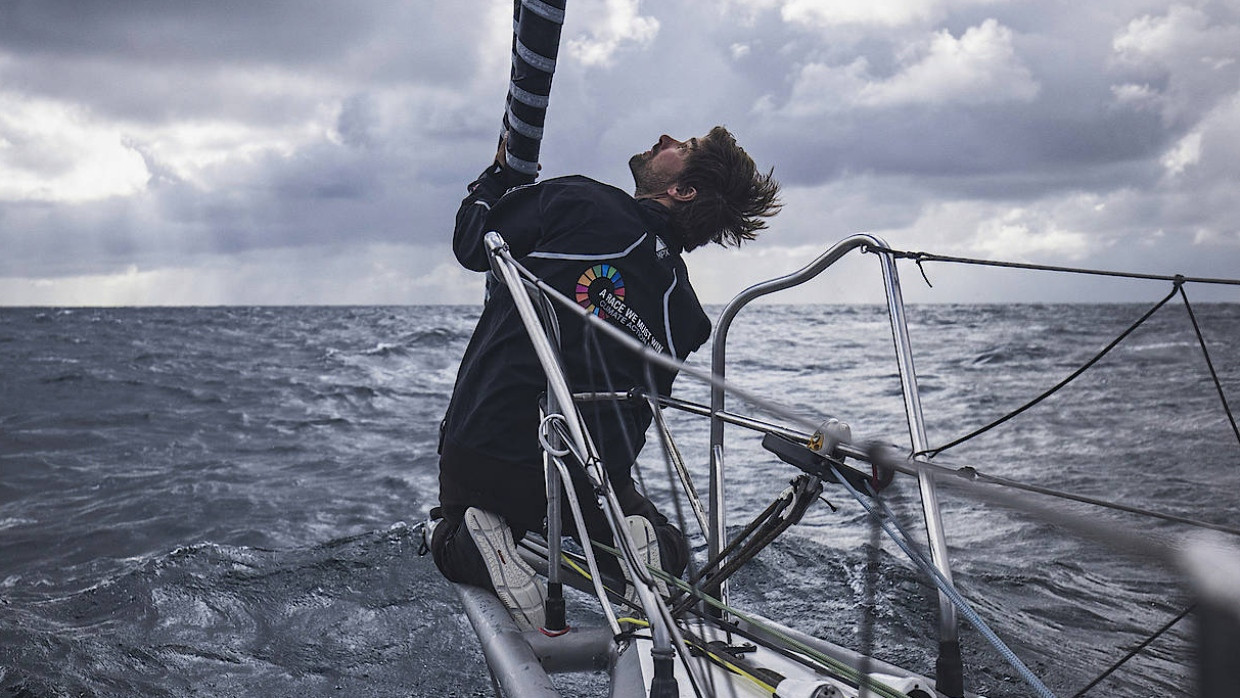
[452,140,543,272]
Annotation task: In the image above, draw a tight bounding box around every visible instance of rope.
[1176,284,1240,449]
[672,476,821,617]
[1070,604,1195,698]
[484,239,1236,696]
[920,282,1181,458]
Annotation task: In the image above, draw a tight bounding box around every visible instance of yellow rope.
[615,617,778,695]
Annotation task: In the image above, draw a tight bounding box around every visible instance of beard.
[629,151,677,198]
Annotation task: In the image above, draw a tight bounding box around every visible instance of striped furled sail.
[504,0,566,181]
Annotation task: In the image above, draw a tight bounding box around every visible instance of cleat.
[464,507,546,631]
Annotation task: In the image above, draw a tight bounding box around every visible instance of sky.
[1,0,1238,306]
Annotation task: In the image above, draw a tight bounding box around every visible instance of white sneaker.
[419,515,439,554]
[624,515,668,604]
[464,507,546,631]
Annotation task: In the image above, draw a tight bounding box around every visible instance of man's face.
[629,134,700,198]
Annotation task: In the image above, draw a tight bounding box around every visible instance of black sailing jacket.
[439,165,711,525]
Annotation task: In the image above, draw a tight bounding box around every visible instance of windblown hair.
[672,126,782,251]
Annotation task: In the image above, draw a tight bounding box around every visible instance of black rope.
[1070,603,1196,698]
[672,475,822,617]
[1176,284,1240,450]
[866,246,1240,287]
[671,495,789,617]
[643,361,707,613]
[920,283,1182,458]
[581,320,642,489]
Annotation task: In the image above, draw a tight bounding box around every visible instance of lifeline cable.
[924,471,1205,697]
[865,245,1240,288]
[653,388,1240,536]
[967,467,1240,537]
[488,234,1233,694]
[872,243,1240,456]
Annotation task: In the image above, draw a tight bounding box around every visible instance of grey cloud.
[1,2,496,125]
[1,0,1237,304]
[0,135,459,279]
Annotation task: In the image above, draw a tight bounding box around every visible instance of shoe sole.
[625,515,668,603]
[464,507,546,631]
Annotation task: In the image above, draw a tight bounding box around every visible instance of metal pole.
[485,232,680,692]
[542,400,567,632]
[709,235,873,609]
[874,249,964,697]
[709,233,964,695]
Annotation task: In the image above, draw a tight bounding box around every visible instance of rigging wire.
[650,393,1240,537]
[962,467,1240,538]
[487,237,1236,695]
[829,467,1059,698]
[1177,284,1240,449]
[1070,603,1196,698]
[917,281,1182,458]
[493,245,822,435]
[578,307,713,696]
[865,245,1240,287]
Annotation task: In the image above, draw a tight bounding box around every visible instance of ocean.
[2,303,1238,697]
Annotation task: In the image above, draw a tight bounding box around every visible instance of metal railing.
[707,233,965,696]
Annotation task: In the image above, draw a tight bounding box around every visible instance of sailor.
[430,127,781,630]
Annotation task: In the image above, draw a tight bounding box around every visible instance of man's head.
[629,126,781,250]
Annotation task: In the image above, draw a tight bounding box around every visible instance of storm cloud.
[1,0,1237,304]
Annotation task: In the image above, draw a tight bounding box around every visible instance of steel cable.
[918,283,1181,458]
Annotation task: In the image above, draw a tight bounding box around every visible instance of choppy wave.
[2,304,1237,697]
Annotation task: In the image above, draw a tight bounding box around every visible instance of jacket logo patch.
[576,264,665,353]
[576,264,625,318]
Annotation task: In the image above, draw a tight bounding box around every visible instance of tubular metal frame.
[707,233,962,690]
[483,231,688,693]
